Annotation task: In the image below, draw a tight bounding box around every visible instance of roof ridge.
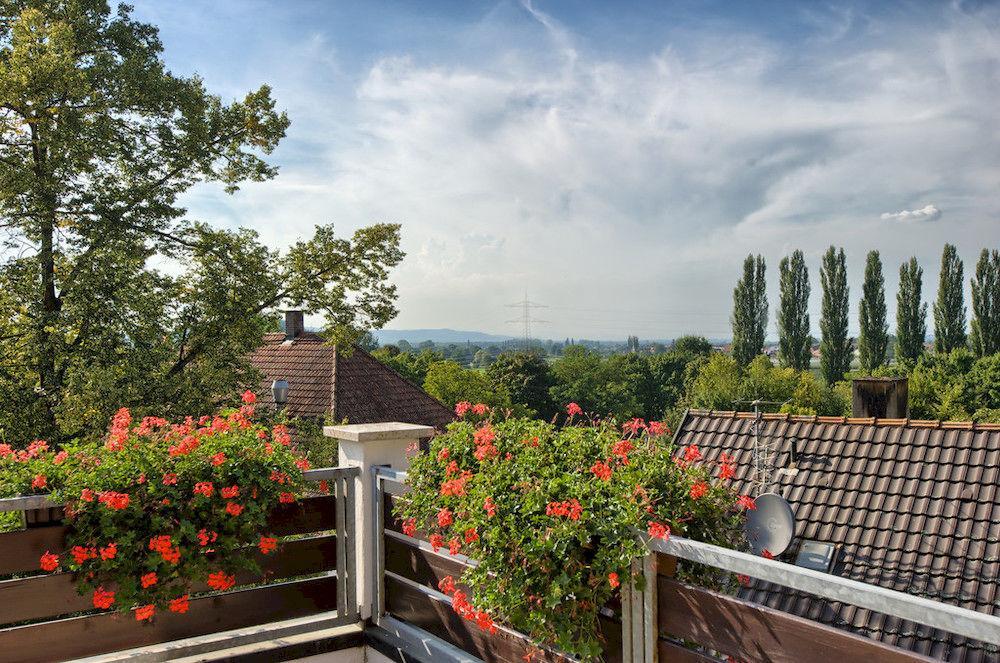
[686,408,998,430]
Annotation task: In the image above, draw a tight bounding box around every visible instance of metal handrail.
[0,466,357,512]
[373,466,1000,647]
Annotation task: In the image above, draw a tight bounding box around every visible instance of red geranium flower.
[590,460,613,482]
[429,534,444,552]
[99,543,117,560]
[647,521,670,541]
[437,508,453,528]
[259,536,278,555]
[483,496,496,518]
[438,575,456,595]
[211,452,226,466]
[225,502,244,517]
[566,402,583,417]
[437,447,450,462]
[295,457,311,471]
[79,488,94,502]
[279,492,295,504]
[220,485,239,499]
[608,572,620,589]
[70,545,97,565]
[197,529,218,547]
[683,444,702,462]
[464,527,479,544]
[206,571,236,591]
[162,473,178,486]
[448,538,461,555]
[39,551,59,572]
[141,572,158,588]
[737,494,757,510]
[471,403,488,415]
[402,518,417,537]
[92,587,115,610]
[169,595,190,614]
[31,474,47,490]
[454,401,472,417]
[193,481,214,497]
[241,390,257,404]
[689,481,709,500]
[134,604,155,621]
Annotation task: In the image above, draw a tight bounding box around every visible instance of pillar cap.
[323,422,435,442]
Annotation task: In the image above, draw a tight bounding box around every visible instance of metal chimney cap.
[271,379,290,405]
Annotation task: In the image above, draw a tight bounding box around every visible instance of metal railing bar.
[334,474,348,621]
[0,466,359,513]
[372,466,387,623]
[649,535,1000,645]
[371,614,483,663]
[374,466,408,483]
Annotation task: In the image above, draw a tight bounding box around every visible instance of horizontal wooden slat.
[384,534,621,662]
[657,639,721,663]
[0,575,338,663]
[0,535,337,626]
[657,576,934,663]
[0,495,337,576]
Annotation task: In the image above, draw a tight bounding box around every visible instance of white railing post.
[621,552,658,663]
[324,422,435,620]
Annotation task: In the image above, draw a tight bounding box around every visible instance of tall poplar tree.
[858,251,888,373]
[731,254,768,367]
[934,244,967,353]
[895,257,927,364]
[777,250,812,370]
[970,249,1000,357]
[819,246,852,383]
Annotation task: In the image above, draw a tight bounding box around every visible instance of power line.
[505,291,548,349]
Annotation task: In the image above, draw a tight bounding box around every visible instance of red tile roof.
[249,332,453,430]
[674,409,1000,662]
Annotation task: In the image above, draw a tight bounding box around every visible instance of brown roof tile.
[674,409,1000,662]
[249,332,453,429]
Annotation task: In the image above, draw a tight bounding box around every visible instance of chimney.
[852,377,908,418]
[284,310,304,341]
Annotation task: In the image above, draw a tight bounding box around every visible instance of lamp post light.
[271,379,289,411]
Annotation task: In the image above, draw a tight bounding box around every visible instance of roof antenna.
[734,397,790,496]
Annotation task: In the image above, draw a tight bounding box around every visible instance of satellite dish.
[745,493,795,556]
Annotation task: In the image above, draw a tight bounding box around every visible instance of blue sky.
[131,1,1000,340]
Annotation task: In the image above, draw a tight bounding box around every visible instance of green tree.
[423,361,508,410]
[934,244,967,353]
[601,353,657,420]
[671,335,713,356]
[370,348,444,386]
[895,257,927,364]
[858,251,888,373]
[819,246,852,384]
[486,352,555,419]
[731,254,768,367]
[970,249,1000,357]
[777,250,812,370]
[686,353,742,411]
[0,3,403,443]
[907,349,974,421]
[548,345,605,414]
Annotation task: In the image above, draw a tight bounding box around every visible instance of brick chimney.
[284,310,304,341]
[852,377,908,418]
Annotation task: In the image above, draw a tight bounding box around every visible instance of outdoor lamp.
[271,379,289,410]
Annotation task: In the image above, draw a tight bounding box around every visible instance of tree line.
[732,243,1000,379]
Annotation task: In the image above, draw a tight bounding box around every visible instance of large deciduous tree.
[731,254,767,367]
[777,250,812,370]
[858,250,888,373]
[970,249,1000,358]
[934,244,967,353]
[819,246,852,384]
[486,352,555,419]
[0,2,403,443]
[895,257,927,364]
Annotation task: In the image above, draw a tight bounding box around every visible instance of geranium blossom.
[92,587,115,609]
[402,518,417,537]
[471,403,488,415]
[258,536,278,555]
[737,494,756,510]
[206,571,236,591]
[221,485,239,499]
[647,522,670,540]
[225,502,244,516]
[169,595,190,614]
[590,460,613,481]
[193,481,214,497]
[100,543,117,560]
[31,474,47,489]
[39,551,59,572]
[689,481,709,500]
[436,508,454,528]
[134,604,155,621]
[608,572,620,589]
[566,402,583,417]
[141,572,158,588]
[454,401,472,417]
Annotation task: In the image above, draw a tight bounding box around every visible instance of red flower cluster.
[440,471,471,497]
[451,589,497,634]
[225,502,244,516]
[437,508,454,528]
[98,491,130,510]
[270,470,291,484]
[31,474,47,489]
[221,485,239,499]
[473,424,498,461]
[472,403,488,416]
[589,460,613,482]
[566,402,583,417]
[647,420,668,436]
[483,496,496,518]
[193,481,214,497]
[70,545,97,565]
[39,551,59,571]
[464,527,479,544]
[454,401,472,417]
[611,439,634,462]
[149,535,181,564]
[100,543,117,560]
[141,572,158,588]
[278,492,295,504]
[135,604,155,621]
[736,494,756,511]
[259,536,278,555]
[206,571,236,591]
[689,481,708,500]
[197,529,218,547]
[92,587,115,609]
[608,572,620,589]
[647,521,670,540]
[169,595,190,614]
[106,408,131,451]
[546,499,583,520]
[438,575,457,595]
[162,473,178,486]
[210,452,227,466]
[683,444,702,462]
[402,518,417,537]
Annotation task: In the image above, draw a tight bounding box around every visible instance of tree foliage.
[486,352,555,419]
[895,257,927,364]
[777,250,811,370]
[857,250,888,373]
[934,244,967,353]
[0,2,403,444]
[970,249,1000,358]
[730,254,767,367]
[819,246,852,384]
[423,361,509,411]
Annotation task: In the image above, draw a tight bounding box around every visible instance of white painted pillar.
[325,422,434,620]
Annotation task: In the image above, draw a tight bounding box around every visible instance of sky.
[130,0,1000,340]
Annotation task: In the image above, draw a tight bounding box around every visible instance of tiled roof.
[674,410,1000,663]
[249,332,454,429]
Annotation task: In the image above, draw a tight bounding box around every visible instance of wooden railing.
[0,466,360,663]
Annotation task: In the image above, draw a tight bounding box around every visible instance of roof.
[674,409,1000,663]
[249,332,454,430]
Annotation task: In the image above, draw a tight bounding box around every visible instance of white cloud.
[169,1,1000,339]
[880,205,942,222]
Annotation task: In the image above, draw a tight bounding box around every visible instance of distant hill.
[373,329,515,344]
